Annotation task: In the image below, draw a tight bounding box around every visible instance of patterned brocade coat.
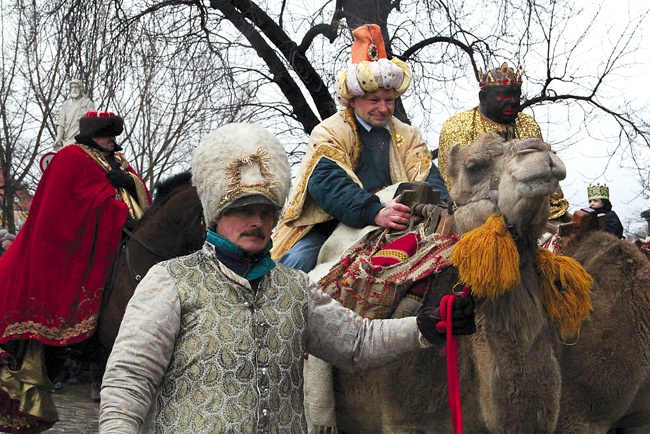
[99,243,423,433]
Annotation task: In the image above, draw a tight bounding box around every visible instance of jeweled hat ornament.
[336,24,412,106]
[478,62,523,88]
[587,183,610,201]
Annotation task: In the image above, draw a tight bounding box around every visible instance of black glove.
[106,169,135,191]
[417,295,476,344]
[123,216,138,232]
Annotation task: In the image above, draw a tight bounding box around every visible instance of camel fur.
[325,132,650,433]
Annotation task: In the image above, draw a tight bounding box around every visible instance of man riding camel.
[271,23,449,272]
[0,111,150,432]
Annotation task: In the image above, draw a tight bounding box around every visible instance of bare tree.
[3,0,648,226]
[0,1,64,232]
[0,0,252,226]
[115,0,649,221]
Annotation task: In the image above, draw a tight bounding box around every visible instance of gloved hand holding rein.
[417,295,476,344]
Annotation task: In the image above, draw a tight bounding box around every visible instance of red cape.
[0,145,147,346]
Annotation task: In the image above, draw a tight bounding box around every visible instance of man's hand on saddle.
[416,295,477,344]
[374,196,411,230]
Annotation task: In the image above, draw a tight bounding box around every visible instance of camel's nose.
[549,151,566,181]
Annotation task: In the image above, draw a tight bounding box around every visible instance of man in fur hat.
[271,24,449,272]
[0,111,150,432]
[98,123,475,433]
[438,62,569,220]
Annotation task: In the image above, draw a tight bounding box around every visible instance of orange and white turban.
[336,24,412,106]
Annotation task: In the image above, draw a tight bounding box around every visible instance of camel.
[323,133,650,433]
[555,230,650,433]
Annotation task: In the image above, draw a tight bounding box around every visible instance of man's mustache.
[241,228,265,239]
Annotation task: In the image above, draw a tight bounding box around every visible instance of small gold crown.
[587,183,609,201]
[478,62,524,88]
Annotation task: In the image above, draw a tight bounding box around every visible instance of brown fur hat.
[78,111,124,138]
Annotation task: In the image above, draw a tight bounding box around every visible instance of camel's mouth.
[516,178,560,198]
[508,142,566,197]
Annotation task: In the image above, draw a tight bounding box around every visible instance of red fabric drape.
[0,145,142,346]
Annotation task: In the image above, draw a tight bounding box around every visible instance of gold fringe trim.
[537,248,593,340]
[450,214,520,298]
[450,214,593,339]
[220,147,279,209]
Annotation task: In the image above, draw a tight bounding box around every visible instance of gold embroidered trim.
[2,313,98,344]
[219,148,279,209]
[283,143,355,222]
[549,196,570,220]
[0,413,34,429]
[75,145,147,219]
[343,108,362,167]
[372,249,409,262]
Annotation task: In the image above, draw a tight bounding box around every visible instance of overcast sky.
[405,0,650,237]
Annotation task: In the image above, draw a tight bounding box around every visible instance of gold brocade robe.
[437,107,543,187]
[271,108,433,260]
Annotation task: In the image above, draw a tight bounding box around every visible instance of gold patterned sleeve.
[516,113,544,141]
[306,280,424,372]
[99,266,181,434]
[438,122,454,188]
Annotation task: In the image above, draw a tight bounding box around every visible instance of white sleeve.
[306,279,425,372]
[99,265,181,433]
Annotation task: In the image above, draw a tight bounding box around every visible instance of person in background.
[271,24,449,272]
[98,123,475,433]
[0,111,150,431]
[1,233,15,253]
[587,183,624,238]
[0,230,7,258]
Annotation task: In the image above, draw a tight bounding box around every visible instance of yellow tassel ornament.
[450,214,520,299]
[450,213,593,340]
[537,248,593,340]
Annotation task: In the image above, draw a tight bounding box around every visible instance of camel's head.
[448,133,566,240]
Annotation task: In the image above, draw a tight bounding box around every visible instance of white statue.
[53,80,96,151]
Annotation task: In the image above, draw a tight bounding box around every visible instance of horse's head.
[140,171,205,254]
[449,133,566,241]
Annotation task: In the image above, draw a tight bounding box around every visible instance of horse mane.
[138,171,193,224]
[153,171,192,202]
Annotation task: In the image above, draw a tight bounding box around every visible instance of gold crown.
[587,183,609,201]
[478,62,524,88]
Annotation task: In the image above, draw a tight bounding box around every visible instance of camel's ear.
[448,143,462,183]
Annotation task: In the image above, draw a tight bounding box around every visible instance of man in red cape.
[0,111,150,432]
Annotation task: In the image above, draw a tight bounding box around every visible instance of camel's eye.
[465,153,492,173]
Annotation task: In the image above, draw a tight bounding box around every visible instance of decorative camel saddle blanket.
[317,224,457,320]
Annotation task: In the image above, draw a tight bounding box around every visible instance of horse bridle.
[122,208,205,282]
[102,208,205,305]
[121,227,172,282]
